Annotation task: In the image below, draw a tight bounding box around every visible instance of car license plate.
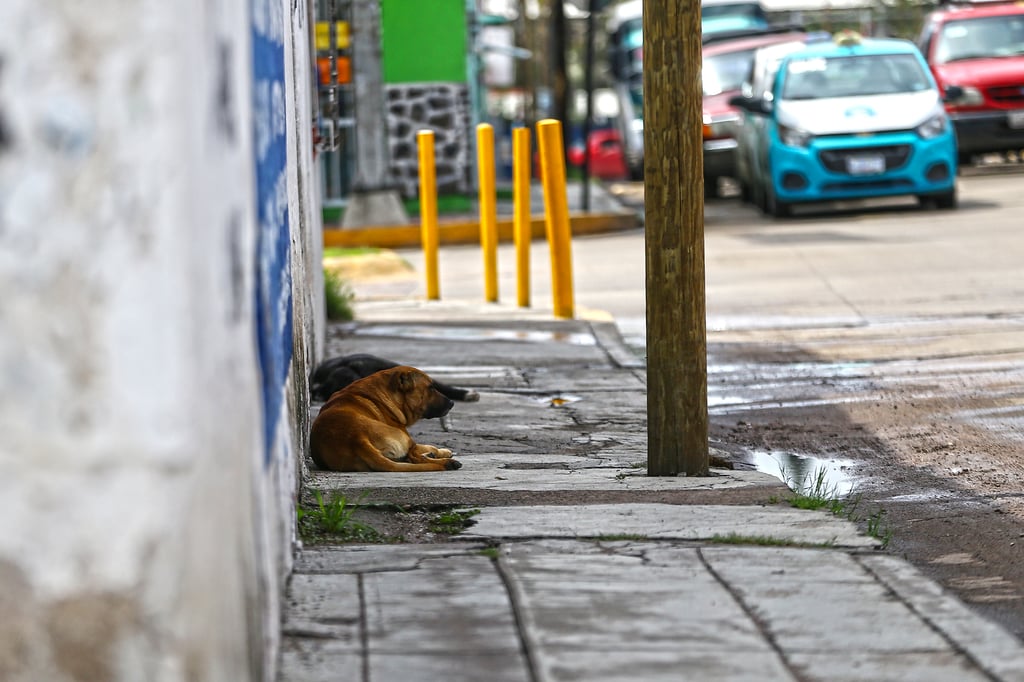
[846,154,885,175]
[1008,110,1024,129]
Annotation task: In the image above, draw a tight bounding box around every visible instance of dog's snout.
[426,395,454,420]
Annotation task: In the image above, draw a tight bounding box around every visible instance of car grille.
[988,85,1024,105]
[821,179,915,192]
[818,145,912,174]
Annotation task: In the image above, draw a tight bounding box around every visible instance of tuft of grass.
[297,490,381,543]
[779,464,893,548]
[865,509,894,548]
[323,246,381,258]
[323,268,355,321]
[710,532,836,548]
[428,508,481,534]
[478,547,501,559]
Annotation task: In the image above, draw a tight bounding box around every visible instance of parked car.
[702,29,811,197]
[701,0,769,37]
[732,36,830,207]
[729,31,958,217]
[917,0,1024,164]
[567,129,629,181]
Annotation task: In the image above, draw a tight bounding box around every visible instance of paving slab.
[462,503,878,548]
[308,460,784,493]
[860,554,1024,681]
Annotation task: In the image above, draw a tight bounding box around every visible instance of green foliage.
[428,508,481,534]
[323,268,355,321]
[780,464,892,548]
[323,246,381,258]
[478,547,501,559]
[710,533,836,548]
[298,490,381,544]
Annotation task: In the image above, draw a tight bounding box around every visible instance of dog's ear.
[393,368,418,393]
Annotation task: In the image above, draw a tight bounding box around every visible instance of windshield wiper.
[943,53,995,63]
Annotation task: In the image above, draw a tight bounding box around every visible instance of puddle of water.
[356,325,596,346]
[747,450,859,498]
[532,394,583,407]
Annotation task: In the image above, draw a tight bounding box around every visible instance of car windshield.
[780,53,932,100]
[932,15,1024,63]
[704,48,756,95]
[702,2,766,22]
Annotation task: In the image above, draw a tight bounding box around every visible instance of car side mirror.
[943,85,964,103]
[729,94,771,114]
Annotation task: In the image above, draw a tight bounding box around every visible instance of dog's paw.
[434,448,453,459]
[463,389,480,402]
[445,458,462,470]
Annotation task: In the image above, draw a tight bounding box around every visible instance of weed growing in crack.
[710,533,836,548]
[429,508,480,534]
[779,464,893,548]
[298,490,382,544]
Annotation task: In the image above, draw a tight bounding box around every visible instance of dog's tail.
[434,382,480,402]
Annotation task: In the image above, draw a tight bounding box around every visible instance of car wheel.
[704,176,720,199]
[738,180,752,203]
[918,186,958,210]
[764,185,790,218]
[935,187,958,210]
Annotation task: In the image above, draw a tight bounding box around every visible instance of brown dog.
[310,365,462,472]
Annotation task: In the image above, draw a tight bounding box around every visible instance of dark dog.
[310,365,462,472]
[310,353,479,403]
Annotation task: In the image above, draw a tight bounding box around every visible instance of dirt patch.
[711,379,1024,640]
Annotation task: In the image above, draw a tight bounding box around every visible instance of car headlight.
[946,85,984,107]
[916,112,948,139]
[703,113,740,139]
[778,123,813,148]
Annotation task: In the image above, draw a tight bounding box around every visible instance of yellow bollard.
[476,123,499,303]
[536,119,575,319]
[417,130,440,300]
[512,127,531,308]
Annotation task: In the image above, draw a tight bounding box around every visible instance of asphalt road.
[369,161,1024,636]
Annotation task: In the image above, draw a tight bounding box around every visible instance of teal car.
[730,32,958,217]
[701,0,769,36]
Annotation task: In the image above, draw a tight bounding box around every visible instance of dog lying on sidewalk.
[310,365,462,472]
[310,353,479,403]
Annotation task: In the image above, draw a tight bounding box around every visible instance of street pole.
[342,0,408,228]
[551,0,569,150]
[581,0,596,212]
[644,0,709,476]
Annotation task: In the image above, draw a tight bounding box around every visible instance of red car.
[917,0,1024,163]
[567,129,629,181]
[702,29,809,197]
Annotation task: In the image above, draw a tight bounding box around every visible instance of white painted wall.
[0,1,321,680]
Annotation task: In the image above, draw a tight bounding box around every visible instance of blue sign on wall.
[252,0,293,464]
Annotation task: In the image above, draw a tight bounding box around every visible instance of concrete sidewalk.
[278,301,1024,682]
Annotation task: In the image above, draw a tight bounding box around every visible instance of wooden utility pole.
[644,0,709,476]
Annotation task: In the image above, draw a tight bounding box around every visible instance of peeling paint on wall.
[253,0,294,466]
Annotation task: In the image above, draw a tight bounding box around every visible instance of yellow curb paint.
[323,212,638,249]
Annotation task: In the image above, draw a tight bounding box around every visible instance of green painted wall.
[381,0,467,83]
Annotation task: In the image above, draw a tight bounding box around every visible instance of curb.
[323,211,640,249]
